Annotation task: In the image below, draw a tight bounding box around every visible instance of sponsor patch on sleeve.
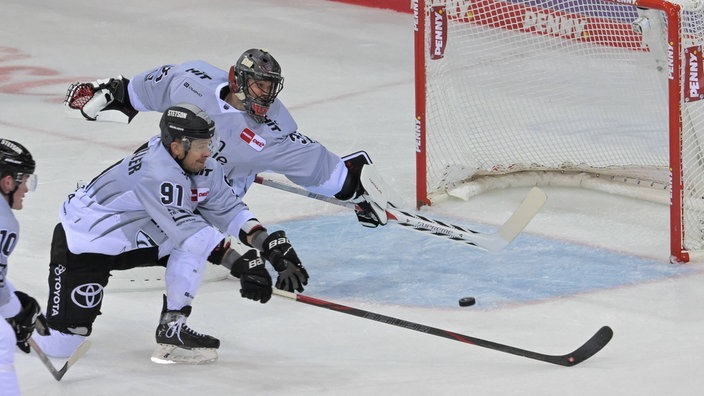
[240,128,266,151]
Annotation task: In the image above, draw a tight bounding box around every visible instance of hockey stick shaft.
[253,176,546,251]
[28,338,91,381]
[254,175,355,208]
[28,338,62,381]
[273,289,612,367]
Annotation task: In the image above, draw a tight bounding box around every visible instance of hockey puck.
[458,297,476,307]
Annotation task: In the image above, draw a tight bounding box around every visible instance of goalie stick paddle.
[254,176,547,251]
[273,289,613,367]
[28,338,92,381]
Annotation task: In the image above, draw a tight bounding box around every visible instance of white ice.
[1,1,703,395]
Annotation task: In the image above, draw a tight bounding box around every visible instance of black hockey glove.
[230,249,272,303]
[6,291,48,353]
[351,199,385,228]
[261,231,309,293]
[207,238,231,265]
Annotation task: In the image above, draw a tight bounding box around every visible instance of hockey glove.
[6,291,48,353]
[335,151,388,228]
[230,249,272,303]
[261,231,309,293]
[65,76,138,122]
[207,238,231,265]
[351,199,386,228]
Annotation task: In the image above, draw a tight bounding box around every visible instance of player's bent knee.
[31,328,86,359]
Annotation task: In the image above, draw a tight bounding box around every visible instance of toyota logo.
[53,264,66,276]
[71,283,104,309]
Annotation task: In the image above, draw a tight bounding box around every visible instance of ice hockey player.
[32,104,309,364]
[0,139,48,394]
[64,48,393,237]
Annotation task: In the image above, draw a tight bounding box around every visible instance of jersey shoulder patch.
[239,128,266,151]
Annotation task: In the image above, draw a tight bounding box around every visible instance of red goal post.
[414,0,704,262]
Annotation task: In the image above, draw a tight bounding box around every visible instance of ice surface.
[1,1,703,395]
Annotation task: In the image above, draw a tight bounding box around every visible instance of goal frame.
[413,0,692,262]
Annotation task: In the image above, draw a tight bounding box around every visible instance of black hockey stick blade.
[515,325,613,367]
[552,325,613,366]
[273,289,613,367]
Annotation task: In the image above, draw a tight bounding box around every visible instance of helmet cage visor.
[1,171,37,193]
[178,135,219,154]
[238,71,284,118]
[244,73,284,105]
[22,173,37,192]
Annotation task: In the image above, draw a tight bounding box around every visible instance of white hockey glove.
[350,165,389,227]
[65,75,138,122]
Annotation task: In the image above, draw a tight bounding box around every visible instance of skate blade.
[150,343,218,365]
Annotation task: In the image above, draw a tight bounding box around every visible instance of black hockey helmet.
[228,48,284,123]
[0,139,36,187]
[159,103,215,152]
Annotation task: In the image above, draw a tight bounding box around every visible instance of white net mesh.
[418,0,704,255]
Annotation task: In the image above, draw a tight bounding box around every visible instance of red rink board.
[327,0,412,13]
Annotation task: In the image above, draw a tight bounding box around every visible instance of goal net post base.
[439,171,670,206]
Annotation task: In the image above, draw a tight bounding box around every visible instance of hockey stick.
[273,289,613,367]
[254,176,547,251]
[28,338,92,381]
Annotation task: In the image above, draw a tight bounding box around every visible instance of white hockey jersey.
[127,61,347,197]
[0,197,20,318]
[60,139,256,258]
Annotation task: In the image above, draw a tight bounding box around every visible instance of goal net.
[414,0,704,262]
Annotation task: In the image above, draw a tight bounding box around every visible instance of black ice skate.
[151,295,220,364]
